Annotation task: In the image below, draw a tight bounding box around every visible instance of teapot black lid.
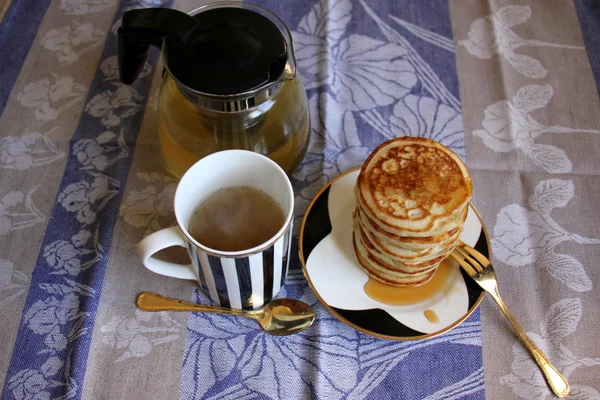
[167,7,287,95]
[118,7,288,96]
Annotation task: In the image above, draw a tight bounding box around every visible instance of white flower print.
[8,357,65,400]
[17,75,86,121]
[474,85,600,173]
[0,188,45,235]
[361,94,466,159]
[295,94,370,180]
[294,0,417,111]
[99,56,121,81]
[57,181,99,224]
[60,0,116,15]
[330,35,417,111]
[39,357,63,381]
[460,5,585,79]
[0,259,29,308]
[120,173,177,234]
[57,176,119,225]
[500,298,600,399]
[296,0,351,42]
[101,309,182,362]
[293,145,371,236]
[38,277,96,298]
[292,93,370,233]
[73,140,107,170]
[23,293,80,335]
[84,85,143,127]
[493,179,600,292]
[182,285,360,399]
[329,35,415,111]
[0,131,65,170]
[43,241,79,275]
[41,22,105,64]
[44,327,69,352]
[43,228,101,277]
[9,324,81,398]
[7,369,51,400]
[100,56,152,81]
[73,130,129,171]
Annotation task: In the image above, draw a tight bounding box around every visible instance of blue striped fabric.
[575,0,600,94]
[1,0,170,398]
[0,0,53,117]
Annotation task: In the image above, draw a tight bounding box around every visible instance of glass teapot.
[117,3,310,177]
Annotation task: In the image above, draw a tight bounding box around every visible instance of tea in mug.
[188,186,286,252]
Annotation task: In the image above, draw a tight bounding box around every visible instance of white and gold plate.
[299,168,490,340]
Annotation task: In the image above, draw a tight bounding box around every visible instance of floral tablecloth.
[1,0,599,399]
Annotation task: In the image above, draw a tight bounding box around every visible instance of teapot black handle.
[117,8,196,84]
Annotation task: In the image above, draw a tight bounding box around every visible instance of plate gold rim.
[298,167,491,341]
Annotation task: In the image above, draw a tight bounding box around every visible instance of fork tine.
[450,252,480,277]
[454,246,484,273]
[454,245,472,260]
[458,241,489,267]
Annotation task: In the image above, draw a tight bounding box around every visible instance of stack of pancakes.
[353,137,472,286]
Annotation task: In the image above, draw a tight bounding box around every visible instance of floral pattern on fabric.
[3,1,163,398]
[460,5,584,79]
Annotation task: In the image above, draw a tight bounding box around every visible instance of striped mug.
[138,150,294,310]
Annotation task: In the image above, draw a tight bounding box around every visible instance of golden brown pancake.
[357,137,472,235]
[355,210,452,263]
[361,223,456,264]
[353,227,438,286]
[353,217,445,274]
[355,185,468,239]
[356,223,447,271]
[356,206,466,250]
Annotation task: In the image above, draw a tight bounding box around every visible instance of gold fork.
[451,241,570,398]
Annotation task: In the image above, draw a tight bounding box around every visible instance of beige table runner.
[451,0,600,398]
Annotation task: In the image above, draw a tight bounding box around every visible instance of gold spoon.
[136,292,315,336]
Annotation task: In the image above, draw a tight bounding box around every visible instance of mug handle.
[138,226,197,280]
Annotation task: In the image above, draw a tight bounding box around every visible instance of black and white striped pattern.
[187,226,292,309]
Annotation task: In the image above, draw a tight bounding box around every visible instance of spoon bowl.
[136,292,315,336]
[255,297,316,335]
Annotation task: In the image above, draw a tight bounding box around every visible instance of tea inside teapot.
[158,77,309,177]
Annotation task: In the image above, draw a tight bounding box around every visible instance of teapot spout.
[281,62,296,81]
[281,28,297,82]
[267,43,296,84]
[266,13,297,83]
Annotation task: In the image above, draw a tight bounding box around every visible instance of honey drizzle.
[363,258,454,306]
[424,310,439,323]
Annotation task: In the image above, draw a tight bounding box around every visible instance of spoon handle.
[136,292,253,318]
